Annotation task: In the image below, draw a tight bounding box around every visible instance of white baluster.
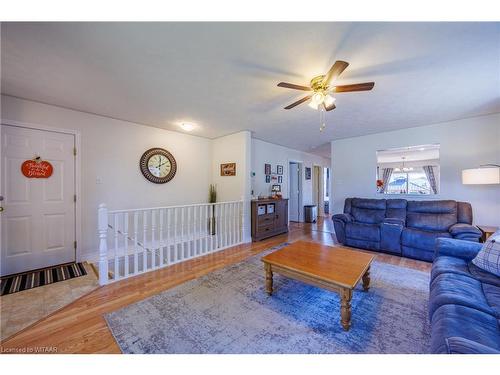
[151,209,157,269]
[187,206,192,258]
[205,204,209,254]
[159,209,164,267]
[113,213,119,280]
[166,208,171,265]
[133,212,139,274]
[143,210,148,271]
[98,204,109,285]
[193,205,199,256]
[123,212,129,277]
[174,207,179,262]
[214,204,219,251]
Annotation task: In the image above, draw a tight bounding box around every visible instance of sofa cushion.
[445,337,500,354]
[402,228,451,251]
[345,238,380,251]
[385,199,407,223]
[350,198,386,224]
[430,273,496,319]
[468,262,500,287]
[431,304,500,353]
[457,201,473,224]
[406,200,457,232]
[471,231,500,277]
[482,283,500,319]
[351,198,386,210]
[345,222,380,242]
[431,256,471,283]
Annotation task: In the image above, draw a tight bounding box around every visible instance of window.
[376,144,440,195]
[385,169,432,195]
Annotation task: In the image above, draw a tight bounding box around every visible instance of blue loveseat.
[430,238,500,353]
[333,198,481,262]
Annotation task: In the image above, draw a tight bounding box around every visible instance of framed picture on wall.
[305,167,312,180]
[277,165,283,175]
[278,176,283,183]
[272,184,281,192]
[220,163,236,176]
[265,163,271,175]
[265,175,271,183]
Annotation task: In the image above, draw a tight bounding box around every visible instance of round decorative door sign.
[21,158,53,178]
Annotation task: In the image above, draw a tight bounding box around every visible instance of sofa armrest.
[435,238,482,261]
[445,337,500,354]
[332,213,353,224]
[449,223,482,241]
[332,213,353,244]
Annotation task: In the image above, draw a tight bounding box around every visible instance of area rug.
[105,243,431,353]
[0,262,87,296]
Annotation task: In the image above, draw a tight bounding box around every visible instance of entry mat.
[0,262,87,296]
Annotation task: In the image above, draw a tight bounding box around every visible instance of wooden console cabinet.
[251,199,288,241]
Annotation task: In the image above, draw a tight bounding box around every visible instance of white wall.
[331,113,500,226]
[1,95,214,259]
[252,138,330,222]
[211,131,252,241]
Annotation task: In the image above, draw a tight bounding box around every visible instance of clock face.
[147,154,172,178]
[140,148,177,184]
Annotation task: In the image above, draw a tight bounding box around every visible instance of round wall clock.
[139,148,177,184]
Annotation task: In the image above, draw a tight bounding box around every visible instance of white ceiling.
[2,22,499,158]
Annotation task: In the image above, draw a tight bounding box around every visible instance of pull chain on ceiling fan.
[277,60,375,131]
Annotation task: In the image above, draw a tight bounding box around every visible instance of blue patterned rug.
[105,243,431,353]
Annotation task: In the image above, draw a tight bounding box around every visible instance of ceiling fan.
[277,60,375,111]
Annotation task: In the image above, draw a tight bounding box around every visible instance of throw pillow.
[472,230,500,277]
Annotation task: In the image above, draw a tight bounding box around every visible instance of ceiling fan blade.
[322,60,349,86]
[277,82,312,91]
[284,95,312,109]
[323,102,336,112]
[333,82,375,93]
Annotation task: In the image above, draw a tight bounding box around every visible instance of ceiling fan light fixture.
[323,94,336,108]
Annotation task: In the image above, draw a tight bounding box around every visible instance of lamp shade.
[462,167,500,185]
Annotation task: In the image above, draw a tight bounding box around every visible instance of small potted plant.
[208,184,217,235]
[376,179,384,193]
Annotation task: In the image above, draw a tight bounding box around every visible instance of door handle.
[0,207,4,213]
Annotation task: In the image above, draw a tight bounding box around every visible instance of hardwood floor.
[0,218,431,354]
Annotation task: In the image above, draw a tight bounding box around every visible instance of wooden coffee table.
[261,240,375,331]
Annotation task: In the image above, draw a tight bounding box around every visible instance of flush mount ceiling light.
[180,122,195,131]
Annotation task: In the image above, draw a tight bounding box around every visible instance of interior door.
[289,162,300,222]
[1,125,76,276]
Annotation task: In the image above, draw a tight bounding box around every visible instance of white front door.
[1,125,76,276]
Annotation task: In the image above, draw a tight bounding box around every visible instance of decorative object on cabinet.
[220,163,236,176]
[305,167,312,180]
[139,148,177,184]
[265,164,271,175]
[251,199,288,241]
[277,165,283,175]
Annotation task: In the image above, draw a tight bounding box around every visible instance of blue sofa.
[430,238,500,354]
[333,198,481,262]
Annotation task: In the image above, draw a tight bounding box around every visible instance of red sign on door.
[21,159,53,178]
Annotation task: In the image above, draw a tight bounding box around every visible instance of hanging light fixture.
[323,94,336,108]
[394,156,413,172]
[308,91,325,109]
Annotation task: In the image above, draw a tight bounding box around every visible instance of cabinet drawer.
[257,215,274,225]
[257,223,275,234]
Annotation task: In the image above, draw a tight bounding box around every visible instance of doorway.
[1,124,77,276]
[288,161,302,222]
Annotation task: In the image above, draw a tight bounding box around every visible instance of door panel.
[289,163,300,222]
[1,125,75,276]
